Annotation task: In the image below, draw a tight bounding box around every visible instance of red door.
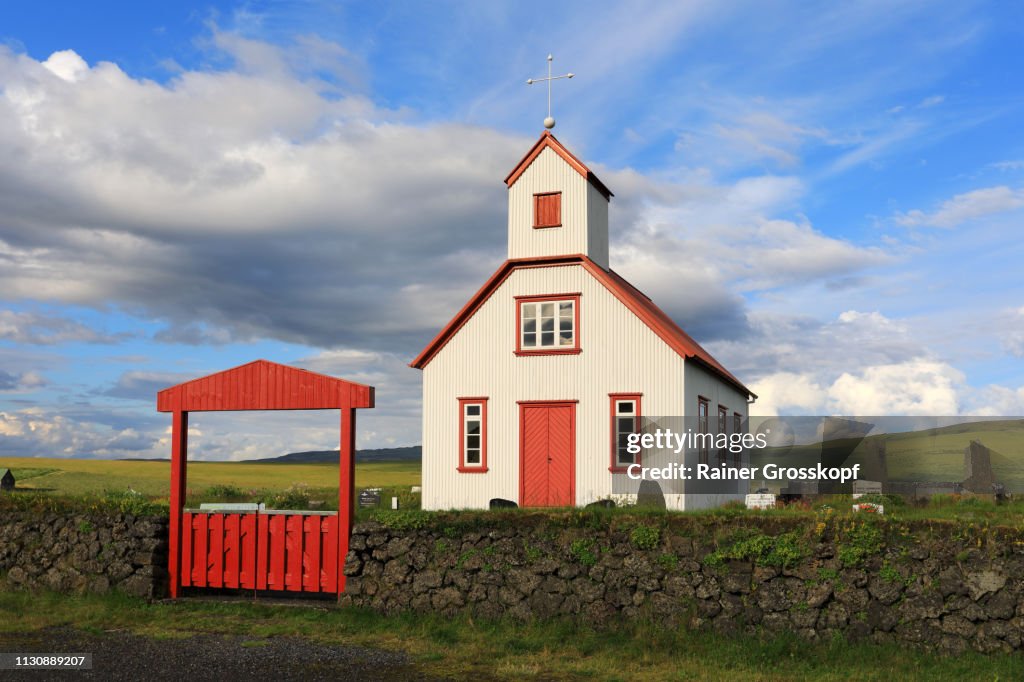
[520,402,575,506]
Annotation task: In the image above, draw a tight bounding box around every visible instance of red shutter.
[533,192,561,228]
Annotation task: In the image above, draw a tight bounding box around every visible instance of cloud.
[0,407,161,458]
[0,310,121,345]
[103,370,194,401]
[828,359,964,415]
[0,369,46,391]
[894,185,1024,229]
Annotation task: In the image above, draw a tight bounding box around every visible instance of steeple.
[503,131,612,268]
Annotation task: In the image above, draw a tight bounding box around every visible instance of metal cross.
[526,54,574,130]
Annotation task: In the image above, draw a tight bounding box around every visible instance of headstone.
[358,489,381,508]
[489,498,517,509]
[391,496,399,510]
[410,486,422,494]
[745,493,776,510]
[0,469,14,492]
[852,480,883,499]
[636,480,666,508]
[853,502,884,514]
[962,440,995,493]
[586,499,616,508]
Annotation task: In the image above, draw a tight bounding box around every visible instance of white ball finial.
[544,116,555,129]
[547,54,553,62]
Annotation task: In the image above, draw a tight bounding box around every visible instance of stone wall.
[341,513,1024,655]
[0,512,168,598]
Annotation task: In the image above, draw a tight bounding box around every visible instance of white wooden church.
[411,131,755,510]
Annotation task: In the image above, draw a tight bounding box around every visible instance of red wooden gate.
[180,510,340,594]
[519,402,576,506]
[157,360,375,599]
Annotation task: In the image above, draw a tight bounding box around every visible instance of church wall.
[421,263,686,510]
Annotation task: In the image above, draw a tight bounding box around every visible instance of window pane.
[559,331,573,346]
[467,434,480,449]
[617,447,634,464]
[466,405,480,416]
[541,331,554,346]
[617,416,635,433]
[466,449,480,464]
[541,317,554,332]
[467,419,480,435]
[523,332,536,347]
[522,303,535,318]
[617,401,634,414]
[541,303,554,317]
[524,319,536,333]
[560,301,573,315]
[559,318,573,332]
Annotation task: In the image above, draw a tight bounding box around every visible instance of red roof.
[505,131,613,200]
[156,359,375,412]
[409,255,754,399]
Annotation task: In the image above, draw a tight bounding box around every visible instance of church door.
[519,402,575,506]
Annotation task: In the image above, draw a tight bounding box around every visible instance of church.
[411,130,755,510]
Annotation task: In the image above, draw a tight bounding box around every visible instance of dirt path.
[1,627,439,681]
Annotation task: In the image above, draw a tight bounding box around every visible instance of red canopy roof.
[156,359,375,412]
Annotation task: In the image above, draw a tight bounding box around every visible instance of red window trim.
[609,393,642,473]
[697,395,710,465]
[457,396,488,473]
[514,293,582,356]
[533,191,562,229]
[718,404,729,465]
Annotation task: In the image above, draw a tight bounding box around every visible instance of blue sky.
[0,1,1022,460]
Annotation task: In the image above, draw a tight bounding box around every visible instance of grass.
[0,589,1020,681]
[0,456,419,500]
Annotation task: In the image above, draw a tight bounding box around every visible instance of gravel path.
[1,627,439,681]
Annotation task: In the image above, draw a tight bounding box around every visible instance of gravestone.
[635,480,666,509]
[962,440,995,494]
[745,493,776,510]
[852,480,883,499]
[0,469,14,491]
[358,489,381,508]
[489,498,517,509]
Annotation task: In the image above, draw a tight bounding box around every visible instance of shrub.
[704,529,806,568]
[570,538,598,566]
[630,525,661,550]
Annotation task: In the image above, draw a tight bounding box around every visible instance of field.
[0,456,419,509]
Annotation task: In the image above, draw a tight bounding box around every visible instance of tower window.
[533,192,562,228]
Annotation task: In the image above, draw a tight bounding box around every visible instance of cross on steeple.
[526,54,574,130]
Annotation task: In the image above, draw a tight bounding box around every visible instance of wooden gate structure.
[157,359,375,599]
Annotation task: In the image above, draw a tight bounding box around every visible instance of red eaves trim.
[504,131,613,200]
[409,254,755,400]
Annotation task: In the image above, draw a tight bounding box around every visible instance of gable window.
[457,397,488,473]
[515,293,581,355]
[533,192,562,228]
[697,396,709,464]
[609,393,642,472]
[718,405,729,465]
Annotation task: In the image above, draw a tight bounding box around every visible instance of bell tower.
[504,131,612,268]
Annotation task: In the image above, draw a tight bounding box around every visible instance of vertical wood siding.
[508,148,609,266]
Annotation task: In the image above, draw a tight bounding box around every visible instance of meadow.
[0,456,419,510]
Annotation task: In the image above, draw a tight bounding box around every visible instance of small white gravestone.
[853,502,884,514]
[745,493,776,510]
[411,486,422,494]
[391,496,399,510]
[852,480,883,499]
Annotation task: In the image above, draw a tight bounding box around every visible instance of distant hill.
[242,445,421,464]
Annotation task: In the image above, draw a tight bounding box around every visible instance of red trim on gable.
[409,255,755,400]
[504,131,613,200]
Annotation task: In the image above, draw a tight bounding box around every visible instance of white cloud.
[828,359,964,415]
[0,310,120,345]
[749,372,826,416]
[41,50,88,82]
[894,185,1024,229]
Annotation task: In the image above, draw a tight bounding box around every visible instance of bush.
[629,525,661,550]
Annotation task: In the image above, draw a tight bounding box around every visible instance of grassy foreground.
[0,589,1020,681]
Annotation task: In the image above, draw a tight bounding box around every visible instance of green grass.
[0,589,1020,681]
[0,456,419,500]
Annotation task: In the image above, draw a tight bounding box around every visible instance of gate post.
[168,410,188,599]
[338,406,356,598]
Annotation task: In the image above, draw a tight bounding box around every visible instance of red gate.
[157,360,375,599]
[180,510,340,593]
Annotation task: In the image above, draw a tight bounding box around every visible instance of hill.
[243,445,421,464]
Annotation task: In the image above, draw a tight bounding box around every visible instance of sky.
[0,0,1022,461]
